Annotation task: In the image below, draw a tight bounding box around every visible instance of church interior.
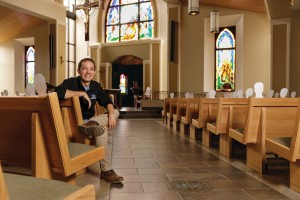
[1,0,300,199]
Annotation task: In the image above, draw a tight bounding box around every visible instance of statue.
[75,0,101,41]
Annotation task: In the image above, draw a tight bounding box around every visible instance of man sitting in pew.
[56,58,123,184]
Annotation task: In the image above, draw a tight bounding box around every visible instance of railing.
[142,90,206,100]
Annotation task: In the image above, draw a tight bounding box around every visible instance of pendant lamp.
[188,0,199,16]
[210,10,219,33]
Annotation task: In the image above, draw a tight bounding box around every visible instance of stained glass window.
[120,74,128,94]
[106,0,154,42]
[215,27,236,92]
[25,46,35,86]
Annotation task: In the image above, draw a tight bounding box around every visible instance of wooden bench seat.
[0,93,105,183]
[172,98,187,132]
[180,98,201,136]
[229,98,299,174]
[0,164,95,200]
[206,98,249,157]
[264,99,300,192]
[190,98,219,140]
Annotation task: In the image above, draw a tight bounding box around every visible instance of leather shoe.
[100,170,124,184]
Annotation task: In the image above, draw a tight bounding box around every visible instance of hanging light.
[188,0,199,16]
[210,10,219,33]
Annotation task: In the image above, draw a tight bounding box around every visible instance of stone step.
[119,107,162,119]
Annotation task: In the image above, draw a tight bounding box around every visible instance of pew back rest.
[184,98,201,123]
[167,98,178,118]
[173,98,187,121]
[0,94,70,173]
[0,93,104,178]
[162,98,170,116]
[244,98,298,143]
[214,98,248,134]
[59,96,84,143]
[202,98,219,125]
[264,99,300,162]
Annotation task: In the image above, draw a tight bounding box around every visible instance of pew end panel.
[244,98,299,174]
[206,98,248,157]
[264,99,300,193]
[180,98,201,136]
[166,98,178,128]
[162,98,170,125]
[172,98,187,132]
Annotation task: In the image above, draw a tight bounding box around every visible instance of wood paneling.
[0,5,46,43]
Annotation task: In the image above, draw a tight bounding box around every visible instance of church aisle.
[106,119,300,200]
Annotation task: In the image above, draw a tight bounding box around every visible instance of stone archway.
[112,55,143,107]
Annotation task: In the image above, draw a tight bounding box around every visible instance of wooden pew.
[172,98,187,132]
[59,95,85,144]
[180,98,201,136]
[229,98,299,174]
[190,98,219,140]
[166,98,178,128]
[206,98,249,157]
[265,100,300,192]
[0,93,105,183]
[161,98,170,125]
[0,163,95,200]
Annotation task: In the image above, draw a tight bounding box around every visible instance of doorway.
[112,64,143,107]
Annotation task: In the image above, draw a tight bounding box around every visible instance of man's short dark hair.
[77,58,95,70]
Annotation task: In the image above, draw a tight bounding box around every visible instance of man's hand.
[108,114,116,129]
[81,92,92,109]
[65,90,92,108]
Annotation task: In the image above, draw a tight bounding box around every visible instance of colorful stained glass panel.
[140,2,153,21]
[121,0,138,5]
[120,4,138,23]
[216,28,235,49]
[139,21,153,39]
[215,49,235,91]
[106,25,120,42]
[107,7,119,25]
[121,23,138,41]
[110,0,119,6]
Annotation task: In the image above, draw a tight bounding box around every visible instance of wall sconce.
[210,10,219,33]
[188,0,199,16]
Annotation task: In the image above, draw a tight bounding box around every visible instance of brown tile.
[138,167,191,175]
[113,168,138,175]
[122,174,170,183]
[244,188,290,199]
[189,166,241,173]
[111,158,135,164]
[167,173,227,181]
[110,183,143,194]
[208,179,269,189]
[112,162,160,169]
[110,192,182,200]
[179,189,254,200]
[142,183,168,192]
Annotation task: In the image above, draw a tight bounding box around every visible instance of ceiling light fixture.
[188,0,199,16]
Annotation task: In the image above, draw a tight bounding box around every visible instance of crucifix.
[75,0,101,41]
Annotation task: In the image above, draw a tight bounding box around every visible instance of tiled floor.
[77,118,300,200]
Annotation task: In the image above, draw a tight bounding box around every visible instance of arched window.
[120,74,128,94]
[215,27,236,92]
[25,46,35,86]
[106,0,154,43]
